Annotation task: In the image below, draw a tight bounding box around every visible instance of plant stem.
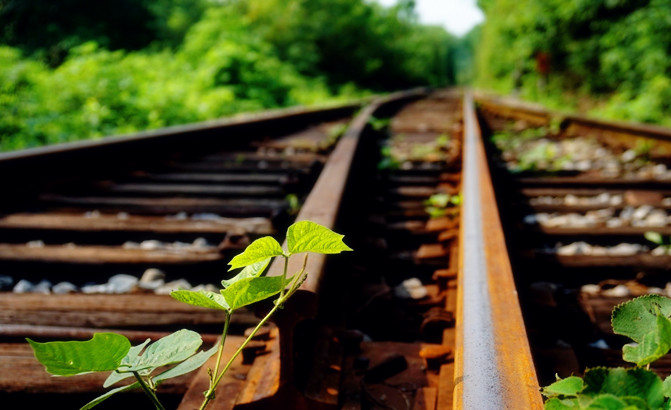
[199,300,283,410]
[132,371,165,410]
[198,256,309,410]
[203,312,231,400]
[279,256,289,300]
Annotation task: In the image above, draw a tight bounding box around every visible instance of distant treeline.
[0,0,462,151]
[474,0,671,126]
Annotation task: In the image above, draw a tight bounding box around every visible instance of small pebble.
[26,240,45,248]
[107,274,139,294]
[13,279,34,293]
[52,282,78,294]
[581,284,600,295]
[601,284,630,297]
[155,279,192,295]
[0,275,14,290]
[33,280,52,294]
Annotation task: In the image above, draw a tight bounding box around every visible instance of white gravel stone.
[33,280,52,294]
[155,279,192,295]
[581,284,601,295]
[557,242,591,255]
[393,277,428,300]
[601,284,631,297]
[52,282,78,294]
[588,339,610,349]
[139,240,163,250]
[0,275,13,290]
[107,274,139,293]
[607,243,643,256]
[13,279,34,293]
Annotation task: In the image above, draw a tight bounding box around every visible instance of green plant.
[645,231,671,251]
[368,116,391,132]
[541,295,671,409]
[377,145,401,170]
[424,192,461,218]
[285,193,300,215]
[28,220,352,410]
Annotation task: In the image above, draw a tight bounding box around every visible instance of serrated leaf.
[154,343,218,384]
[622,312,671,366]
[123,329,202,374]
[645,231,663,245]
[542,376,585,397]
[80,382,139,410]
[222,258,271,288]
[582,367,664,409]
[286,221,352,255]
[228,236,284,271]
[171,289,230,311]
[27,333,130,376]
[220,275,289,311]
[612,295,671,343]
[104,338,151,387]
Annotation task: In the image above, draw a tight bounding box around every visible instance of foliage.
[0,0,459,152]
[475,0,671,126]
[227,0,457,90]
[425,193,461,218]
[541,295,671,409]
[28,220,352,410]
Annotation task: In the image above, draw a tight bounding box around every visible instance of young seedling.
[541,295,671,409]
[27,220,352,410]
[424,192,461,218]
[645,231,671,254]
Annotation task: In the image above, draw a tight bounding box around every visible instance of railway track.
[476,95,671,388]
[6,88,671,409]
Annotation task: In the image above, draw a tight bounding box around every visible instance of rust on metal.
[454,91,543,409]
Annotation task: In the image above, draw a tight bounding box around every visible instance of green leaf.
[27,333,131,376]
[80,382,140,410]
[104,338,150,387]
[171,289,230,311]
[544,397,579,409]
[220,275,289,311]
[154,343,218,383]
[663,375,671,398]
[612,295,671,343]
[286,220,352,255]
[582,367,664,409]
[622,312,671,366]
[542,376,585,397]
[584,394,629,409]
[125,329,202,373]
[645,231,663,245]
[228,236,284,271]
[222,258,271,288]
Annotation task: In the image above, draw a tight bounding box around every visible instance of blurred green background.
[3,0,668,152]
[473,0,671,127]
[0,0,470,151]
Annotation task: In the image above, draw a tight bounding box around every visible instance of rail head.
[454,91,543,409]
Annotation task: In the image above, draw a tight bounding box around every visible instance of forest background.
[3,0,667,152]
[0,0,471,151]
[474,0,671,127]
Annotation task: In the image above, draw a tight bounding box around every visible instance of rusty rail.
[454,92,543,409]
[177,89,428,409]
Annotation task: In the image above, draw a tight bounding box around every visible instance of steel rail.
[454,91,543,409]
[177,88,428,409]
[0,102,363,198]
[474,92,671,155]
